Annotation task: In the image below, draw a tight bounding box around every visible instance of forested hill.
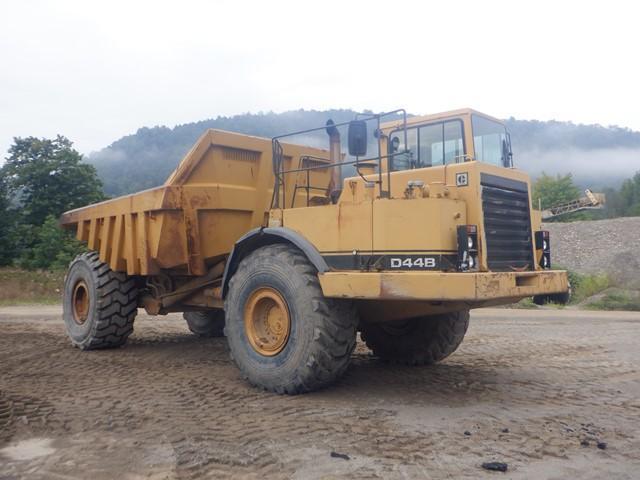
[88,109,640,196]
[89,110,357,196]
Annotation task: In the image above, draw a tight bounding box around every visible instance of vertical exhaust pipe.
[325,119,342,203]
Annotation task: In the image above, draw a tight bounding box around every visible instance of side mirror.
[502,138,513,167]
[348,120,367,157]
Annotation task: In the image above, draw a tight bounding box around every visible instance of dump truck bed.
[60,130,332,276]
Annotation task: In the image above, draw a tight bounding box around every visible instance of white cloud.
[519,147,640,185]
[1,0,639,160]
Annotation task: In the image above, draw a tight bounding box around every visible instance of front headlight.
[535,230,551,269]
[457,225,479,271]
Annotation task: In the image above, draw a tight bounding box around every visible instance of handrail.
[283,151,409,208]
[282,151,409,175]
[270,109,408,209]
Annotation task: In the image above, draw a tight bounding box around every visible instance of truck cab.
[384,109,511,171]
[270,108,564,320]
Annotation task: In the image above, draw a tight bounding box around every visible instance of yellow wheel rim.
[72,280,90,325]
[244,287,291,356]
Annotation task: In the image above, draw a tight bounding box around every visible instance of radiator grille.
[481,174,534,271]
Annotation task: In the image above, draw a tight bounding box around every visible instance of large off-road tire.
[63,252,138,350]
[360,310,469,365]
[224,244,358,394]
[184,310,225,337]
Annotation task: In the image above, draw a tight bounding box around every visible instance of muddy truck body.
[60,108,568,394]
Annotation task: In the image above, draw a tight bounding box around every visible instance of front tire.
[184,310,225,337]
[63,252,138,350]
[360,310,469,365]
[224,244,358,394]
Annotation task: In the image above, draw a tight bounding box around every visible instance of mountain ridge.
[88,109,640,196]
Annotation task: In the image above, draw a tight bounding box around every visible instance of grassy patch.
[508,268,613,309]
[585,290,640,311]
[0,268,64,305]
[559,268,639,311]
[510,297,539,309]
[569,271,611,304]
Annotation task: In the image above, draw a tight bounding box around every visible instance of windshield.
[472,115,510,167]
[389,120,465,171]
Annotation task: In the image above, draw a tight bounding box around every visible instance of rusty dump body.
[60,109,568,321]
[60,130,333,278]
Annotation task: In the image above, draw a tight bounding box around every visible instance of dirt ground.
[1,307,639,479]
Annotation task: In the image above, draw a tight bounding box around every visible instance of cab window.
[444,121,464,164]
[391,128,417,170]
[390,120,464,171]
[472,115,508,167]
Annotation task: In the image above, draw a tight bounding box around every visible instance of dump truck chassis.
[59,108,570,395]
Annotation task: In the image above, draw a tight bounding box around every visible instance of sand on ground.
[1,306,639,479]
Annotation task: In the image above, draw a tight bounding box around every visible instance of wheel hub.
[244,287,290,356]
[72,280,90,325]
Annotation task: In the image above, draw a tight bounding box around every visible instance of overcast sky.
[1,0,638,160]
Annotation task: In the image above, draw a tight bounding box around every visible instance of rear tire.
[184,310,225,337]
[63,252,138,350]
[360,310,469,365]
[224,244,358,394]
[533,282,572,305]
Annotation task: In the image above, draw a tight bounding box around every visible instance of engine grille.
[481,173,534,271]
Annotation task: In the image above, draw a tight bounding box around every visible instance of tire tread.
[225,243,357,394]
[64,252,138,350]
[184,310,225,337]
[360,310,469,365]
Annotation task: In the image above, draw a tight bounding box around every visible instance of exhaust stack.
[325,120,342,203]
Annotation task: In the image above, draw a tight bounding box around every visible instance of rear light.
[457,225,478,271]
[535,230,551,269]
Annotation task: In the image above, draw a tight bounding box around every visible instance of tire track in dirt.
[0,310,639,479]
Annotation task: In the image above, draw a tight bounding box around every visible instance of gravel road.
[1,307,639,479]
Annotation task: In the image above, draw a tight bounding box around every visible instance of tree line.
[0,136,104,269]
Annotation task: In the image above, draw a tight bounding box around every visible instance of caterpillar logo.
[456,172,469,187]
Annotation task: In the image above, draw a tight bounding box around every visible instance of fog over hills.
[88,110,640,196]
[504,118,640,190]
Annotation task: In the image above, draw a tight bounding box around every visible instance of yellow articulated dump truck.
[60,108,568,394]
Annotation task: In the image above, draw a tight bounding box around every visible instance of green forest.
[0,136,103,269]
